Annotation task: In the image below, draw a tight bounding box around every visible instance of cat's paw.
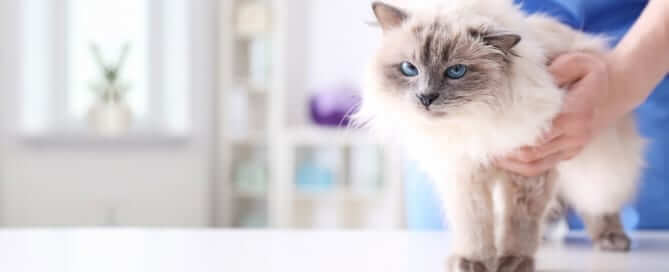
[447,256,488,272]
[495,256,534,272]
[594,231,631,252]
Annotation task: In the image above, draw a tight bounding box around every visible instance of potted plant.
[87,43,133,136]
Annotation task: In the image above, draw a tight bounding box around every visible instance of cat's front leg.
[443,172,497,272]
[496,171,557,272]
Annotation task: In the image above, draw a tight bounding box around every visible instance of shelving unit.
[216,0,405,229]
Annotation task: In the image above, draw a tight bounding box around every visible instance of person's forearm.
[606,0,669,119]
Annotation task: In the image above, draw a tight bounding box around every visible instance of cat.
[354,1,645,271]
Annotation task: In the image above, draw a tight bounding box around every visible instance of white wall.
[305,0,380,90]
[0,0,218,227]
[284,0,381,126]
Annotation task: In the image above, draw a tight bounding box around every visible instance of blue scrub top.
[405,0,669,231]
[519,0,668,229]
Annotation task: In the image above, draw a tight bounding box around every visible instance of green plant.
[89,43,131,103]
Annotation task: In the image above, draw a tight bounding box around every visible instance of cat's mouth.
[411,95,450,118]
[427,110,447,118]
[419,106,448,118]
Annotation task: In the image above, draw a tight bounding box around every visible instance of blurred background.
[0,0,444,230]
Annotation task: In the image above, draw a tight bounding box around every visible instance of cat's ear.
[372,2,408,31]
[484,32,522,53]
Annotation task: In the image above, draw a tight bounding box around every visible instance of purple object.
[309,85,361,127]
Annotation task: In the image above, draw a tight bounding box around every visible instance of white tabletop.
[0,229,668,272]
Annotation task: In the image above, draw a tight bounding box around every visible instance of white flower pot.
[87,101,133,136]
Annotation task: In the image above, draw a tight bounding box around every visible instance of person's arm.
[497,0,669,177]
[603,0,669,124]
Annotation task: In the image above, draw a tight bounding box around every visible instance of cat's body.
[356,1,645,271]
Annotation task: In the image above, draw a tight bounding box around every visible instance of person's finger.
[496,152,564,177]
[563,74,604,107]
[518,136,570,162]
[551,112,593,134]
[509,129,564,160]
[508,146,537,161]
[562,147,585,161]
[539,129,563,145]
[513,134,587,163]
[496,159,548,177]
[548,53,590,87]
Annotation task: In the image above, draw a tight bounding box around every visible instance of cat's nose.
[417,93,440,108]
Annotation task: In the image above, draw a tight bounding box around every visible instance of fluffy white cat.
[354,1,645,271]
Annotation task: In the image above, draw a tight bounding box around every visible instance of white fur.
[357,0,644,222]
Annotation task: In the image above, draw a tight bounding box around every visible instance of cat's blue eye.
[400,61,419,77]
[445,64,468,79]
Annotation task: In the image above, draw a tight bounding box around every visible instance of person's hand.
[496,52,611,177]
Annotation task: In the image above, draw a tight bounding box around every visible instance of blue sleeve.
[514,0,585,29]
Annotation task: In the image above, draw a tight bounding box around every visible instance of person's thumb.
[548,53,591,88]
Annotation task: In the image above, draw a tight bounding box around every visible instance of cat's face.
[369,2,521,121]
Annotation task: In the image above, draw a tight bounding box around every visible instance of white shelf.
[234,33,271,41]
[225,130,266,145]
[234,190,267,199]
[232,82,269,95]
[286,127,379,146]
[295,188,387,202]
[21,131,189,146]
[216,0,404,230]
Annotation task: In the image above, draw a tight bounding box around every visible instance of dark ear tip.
[483,32,523,51]
[371,1,408,31]
[371,2,385,12]
[511,34,522,46]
